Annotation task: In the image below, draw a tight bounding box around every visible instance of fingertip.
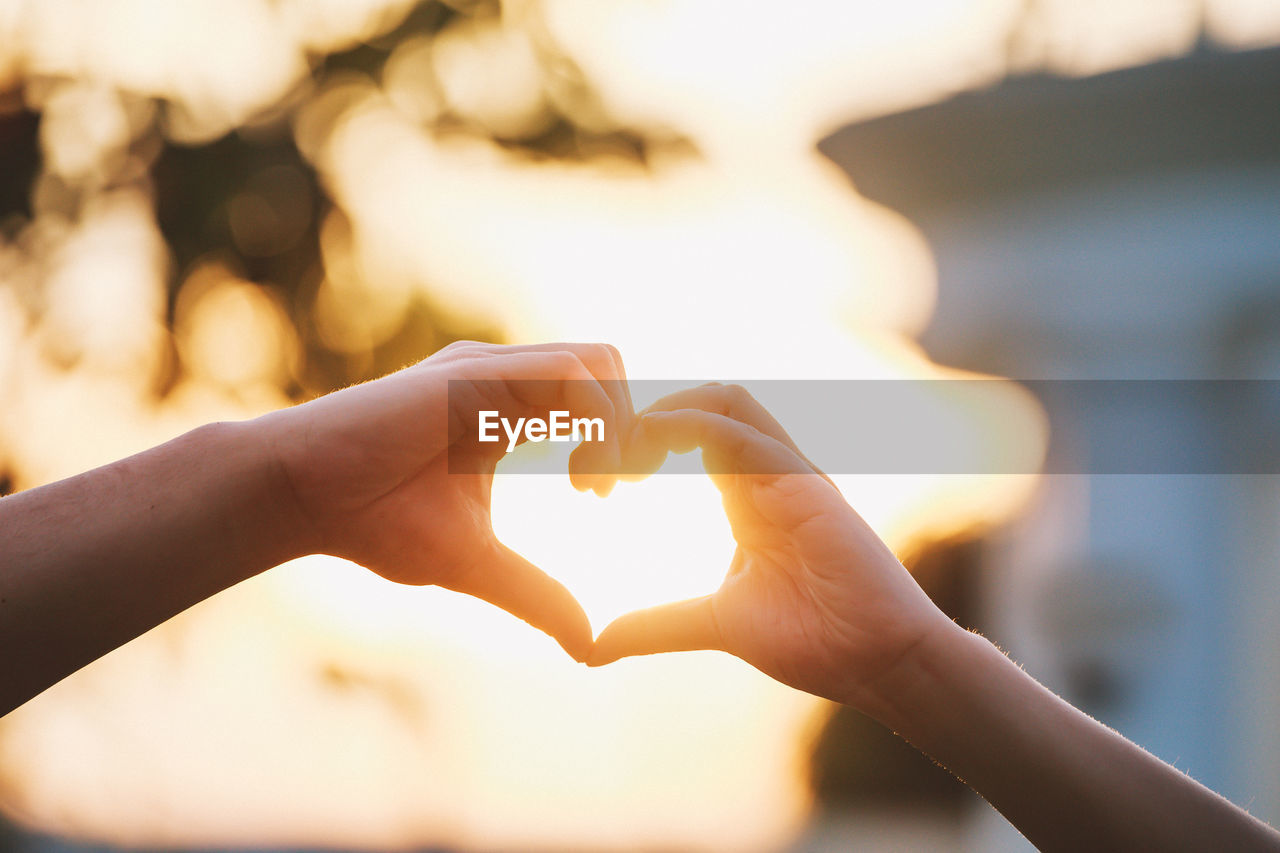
[570,440,616,494]
[587,619,635,667]
[620,420,670,479]
[638,410,699,455]
[559,637,590,664]
[569,468,595,493]
[585,632,623,667]
[550,618,593,664]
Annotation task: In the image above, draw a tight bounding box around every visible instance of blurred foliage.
[0,0,682,402]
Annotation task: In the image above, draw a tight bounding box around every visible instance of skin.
[588,383,1280,853]
[2,353,1277,850]
[0,341,632,714]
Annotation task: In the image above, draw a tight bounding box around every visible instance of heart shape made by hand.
[490,441,735,639]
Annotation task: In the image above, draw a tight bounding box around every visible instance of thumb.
[443,541,593,663]
[586,594,724,666]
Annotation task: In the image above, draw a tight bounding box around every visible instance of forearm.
[867,623,1280,852]
[0,420,306,715]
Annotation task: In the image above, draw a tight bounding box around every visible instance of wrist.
[203,416,320,566]
[850,617,989,734]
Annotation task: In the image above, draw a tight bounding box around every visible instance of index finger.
[639,409,812,479]
[639,383,832,485]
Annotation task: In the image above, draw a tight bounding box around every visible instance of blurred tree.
[0,0,690,405]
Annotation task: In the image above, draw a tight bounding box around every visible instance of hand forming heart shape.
[269,341,952,716]
[582,383,948,714]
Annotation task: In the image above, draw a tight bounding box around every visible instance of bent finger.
[465,343,638,493]
[642,383,832,484]
[587,595,724,666]
[463,351,618,492]
[639,409,811,479]
[505,347,627,494]
[486,343,632,431]
[563,344,633,497]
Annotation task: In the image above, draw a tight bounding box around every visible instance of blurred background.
[1,0,1279,850]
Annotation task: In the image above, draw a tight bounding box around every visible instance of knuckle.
[550,354,592,387]
[551,350,583,372]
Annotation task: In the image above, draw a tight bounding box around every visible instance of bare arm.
[874,620,1279,851]
[589,384,1280,852]
[1,340,632,716]
[0,421,300,716]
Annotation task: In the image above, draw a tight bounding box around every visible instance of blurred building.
[816,43,1280,850]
